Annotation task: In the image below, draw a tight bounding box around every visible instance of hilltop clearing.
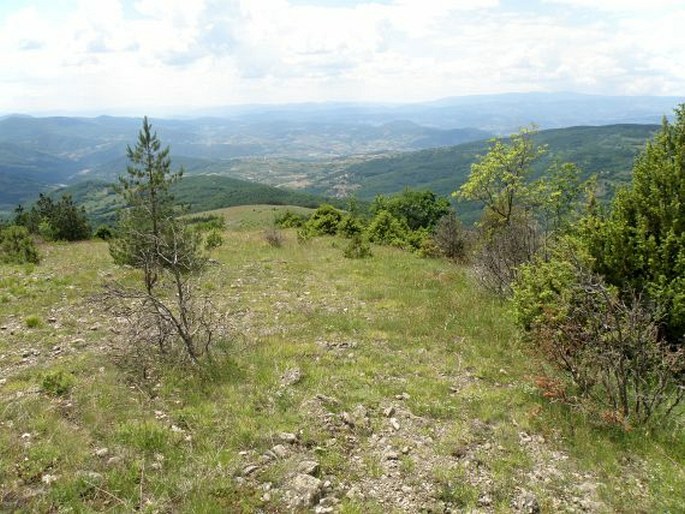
[1,205,682,512]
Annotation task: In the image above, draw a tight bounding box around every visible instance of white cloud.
[0,0,683,114]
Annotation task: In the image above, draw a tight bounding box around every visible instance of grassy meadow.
[1,205,683,512]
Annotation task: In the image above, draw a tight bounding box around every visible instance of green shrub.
[365,210,410,248]
[186,214,225,232]
[303,204,343,236]
[275,210,309,228]
[372,189,451,231]
[204,229,223,250]
[343,234,372,259]
[0,226,40,264]
[41,369,76,396]
[584,105,685,346]
[25,315,42,328]
[338,214,365,237]
[513,243,685,426]
[94,225,114,240]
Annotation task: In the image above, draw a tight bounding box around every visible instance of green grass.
[0,204,683,512]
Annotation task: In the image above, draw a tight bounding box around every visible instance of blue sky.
[1,0,683,115]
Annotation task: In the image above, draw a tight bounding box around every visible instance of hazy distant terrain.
[0,93,679,215]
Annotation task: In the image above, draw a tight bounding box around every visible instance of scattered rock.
[278,432,298,444]
[345,485,364,501]
[242,465,259,476]
[478,493,493,507]
[383,406,395,417]
[390,418,401,431]
[106,456,122,466]
[395,392,410,400]
[513,491,540,514]
[281,368,302,387]
[384,450,400,461]
[271,444,289,459]
[284,473,323,509]
[79,471,103,484]
[41,474,58,485]
[340,411,355,427]
[297,460,321,476]
[94,447,109,458]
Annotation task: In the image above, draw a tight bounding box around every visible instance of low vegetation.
[1,113,683,512]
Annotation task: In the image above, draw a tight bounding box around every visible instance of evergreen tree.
[110,116,184,292]
[587,105,685,345]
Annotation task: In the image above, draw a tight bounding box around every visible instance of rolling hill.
[49,175,343,225]
[305,124,660,222]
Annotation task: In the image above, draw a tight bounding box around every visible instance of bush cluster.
[0,225,40,264]
[14,193,91,241]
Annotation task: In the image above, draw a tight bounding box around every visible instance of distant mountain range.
[0,92,680,217]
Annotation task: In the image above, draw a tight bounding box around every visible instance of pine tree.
[110,116,183,292]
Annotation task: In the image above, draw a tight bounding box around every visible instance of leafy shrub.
[185,214,225,232]
[94,225,114,240]
[0,225,40,264]
[365,210,410,248]
[15,193,91,241]
[338,214,365,237]
[275,210,309,228]
[514,249,685,426]
[432,213,469,261]
[41,369,75,396]
[343,234,372,259]
[372,189,451,231]
[303,204,343,236]
[204,229,223,250]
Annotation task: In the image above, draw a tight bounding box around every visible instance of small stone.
[315,507,334,513]
[390,418,401,431]
[20,432,31,440]
[514,491,540,514]
[281,368,302,387]
[297,460,320,476]
[90,325,99,331]
[384,451,400,460]
[478,494,493,507]
[242,464,259,476]
[340,412,355,427]
[346,486,363,501]
[401,485,412,494]
[395,392,410,400]
[261,492,271,502]
[279,432,298,444]
[383,406,395,417]
[79,471,104,484]
[271,444,289,458]
[285,473,323,509]
[94,447,109,458]
[401,446,410,454]
[238,450,249,456]
[41,474,58,485]
[106,456,122,466]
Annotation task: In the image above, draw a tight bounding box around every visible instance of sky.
[1,0,684,115]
